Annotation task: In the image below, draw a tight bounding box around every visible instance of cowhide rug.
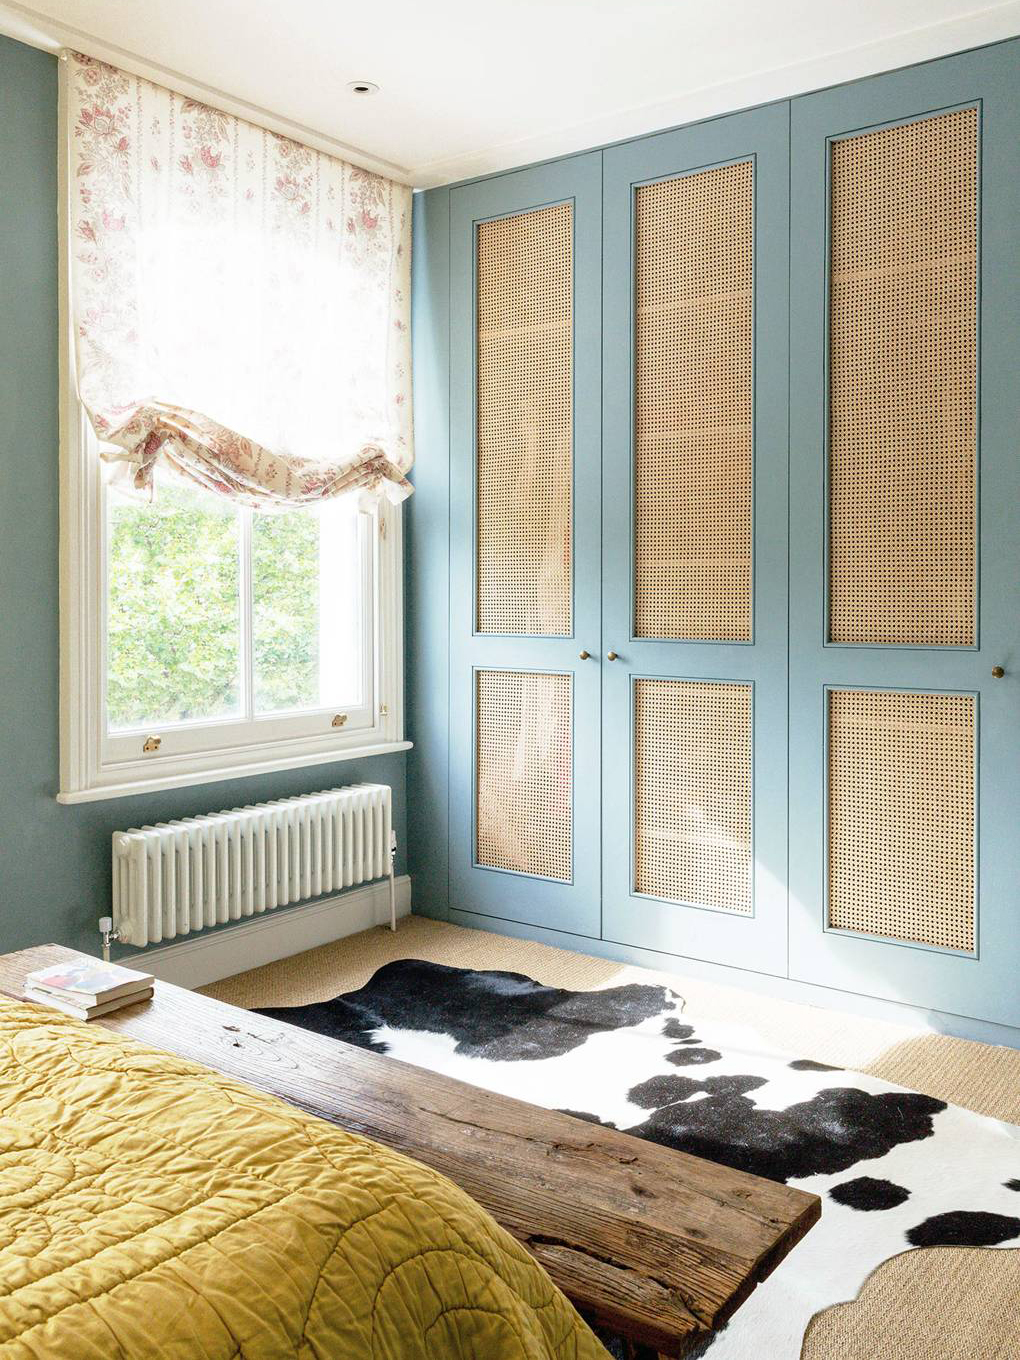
[258,960,1020,1358]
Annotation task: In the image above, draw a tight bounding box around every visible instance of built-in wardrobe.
[407,38,1020,1041]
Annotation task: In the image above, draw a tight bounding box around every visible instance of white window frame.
[56,106,408,805]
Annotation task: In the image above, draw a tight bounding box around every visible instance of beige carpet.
[203,916,1020,1360]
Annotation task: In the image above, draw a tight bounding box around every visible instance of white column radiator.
[111,784,395,948]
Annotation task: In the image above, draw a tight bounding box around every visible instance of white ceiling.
[2,0,1019,186]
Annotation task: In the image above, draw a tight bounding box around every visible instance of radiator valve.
[99,915,120,962]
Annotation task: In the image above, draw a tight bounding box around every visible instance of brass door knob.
[606,650,619,661]
[992,666,1005,678]
[578,650,590,660]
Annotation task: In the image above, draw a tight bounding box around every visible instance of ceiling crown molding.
[0,0,414,183]
[414,0,1020,188]
[2,0,1017,190]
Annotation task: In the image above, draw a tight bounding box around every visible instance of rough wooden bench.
[0,945,819,1357]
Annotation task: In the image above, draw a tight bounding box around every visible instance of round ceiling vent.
[347,80,380,96]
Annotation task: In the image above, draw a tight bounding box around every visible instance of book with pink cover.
[25,957,154,1005]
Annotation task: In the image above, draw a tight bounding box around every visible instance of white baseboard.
[122,875,412,989]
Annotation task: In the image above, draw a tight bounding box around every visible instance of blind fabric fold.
[66,52,413,508]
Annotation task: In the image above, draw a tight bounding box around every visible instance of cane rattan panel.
[634,161,753,641]
[828,689,975,951]
[634,679,752,912]
[476,670,572,880]
[476,204,572,636]
[829,109,977,646]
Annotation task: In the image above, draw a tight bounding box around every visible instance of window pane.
[106,480,241,730]
[252,497,364,714]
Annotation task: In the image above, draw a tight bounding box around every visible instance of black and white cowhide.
[259,960,1020,1358]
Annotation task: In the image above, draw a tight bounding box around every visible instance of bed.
[0,994,608,1359]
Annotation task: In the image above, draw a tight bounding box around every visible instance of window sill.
[56,739,413,804]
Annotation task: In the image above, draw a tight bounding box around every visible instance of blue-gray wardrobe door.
[448,154,602,936]
[788,39,1020,1027]
[601,104,790,975]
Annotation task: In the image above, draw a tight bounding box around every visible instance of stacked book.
[24,958,154,1019]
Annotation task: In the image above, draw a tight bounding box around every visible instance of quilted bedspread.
[0,997,609,1360]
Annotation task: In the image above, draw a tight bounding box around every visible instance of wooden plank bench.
[0,945,819,1357]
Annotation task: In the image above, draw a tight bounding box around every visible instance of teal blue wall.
[0,34,406,959]
[405,187,450,919]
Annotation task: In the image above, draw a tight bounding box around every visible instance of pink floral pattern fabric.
[68,53,413,508]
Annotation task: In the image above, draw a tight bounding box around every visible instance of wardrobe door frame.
[600,105,790,974]
[447,154,603,936]
[788,42,1020,1026]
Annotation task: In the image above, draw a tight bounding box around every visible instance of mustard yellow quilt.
[0,997,610,1359]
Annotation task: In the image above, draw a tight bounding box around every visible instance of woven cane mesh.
[829,109,977,646]
[476,669,572,880]
[828,689,975,951]
[476,204,572,636]
[634,161,753,641]
[634,679,752,912]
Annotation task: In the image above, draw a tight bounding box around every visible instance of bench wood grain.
[0,945,819,1357]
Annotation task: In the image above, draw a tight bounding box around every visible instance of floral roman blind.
[66,52,412,508]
